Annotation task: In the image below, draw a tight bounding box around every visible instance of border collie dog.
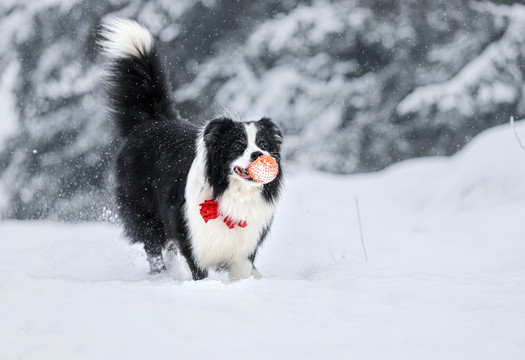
[99,18,283,280]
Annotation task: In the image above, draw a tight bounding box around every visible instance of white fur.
[184,124,277,279]
[232,123,270,174]
[99,17,154,59]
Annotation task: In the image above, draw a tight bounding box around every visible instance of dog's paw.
[147,254,166,275]
[251,267,262,279]
[229,260,262,280]
[148,264,166,275]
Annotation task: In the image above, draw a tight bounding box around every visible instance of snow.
[245,3,347,55]
[2,121,525,359]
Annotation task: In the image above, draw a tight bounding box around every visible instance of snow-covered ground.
[2,121,525,359]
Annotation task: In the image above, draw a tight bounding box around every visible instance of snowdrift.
[1,121,525,359]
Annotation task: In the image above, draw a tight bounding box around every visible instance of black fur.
[255,118,283,203]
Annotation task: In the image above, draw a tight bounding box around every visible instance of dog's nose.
[251,151,263,162]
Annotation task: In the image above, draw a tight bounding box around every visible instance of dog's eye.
[233,142,244,151]
[258,140,269,150]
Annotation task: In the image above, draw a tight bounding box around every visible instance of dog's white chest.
[184,165,275,269]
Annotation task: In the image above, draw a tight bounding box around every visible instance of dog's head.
[202,116,283,201]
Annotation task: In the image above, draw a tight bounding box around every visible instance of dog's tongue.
[235,166,251,179]
[248,155,279,184]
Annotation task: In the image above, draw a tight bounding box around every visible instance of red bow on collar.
[199,200,247,229]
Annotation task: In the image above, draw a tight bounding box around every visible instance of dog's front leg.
[250,266,262,279]
[185,255,208,281]
[229,259,261,280]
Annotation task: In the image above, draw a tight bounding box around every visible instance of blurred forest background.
[0,0,524,220]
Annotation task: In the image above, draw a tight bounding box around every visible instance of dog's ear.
[202,117,234,199]
[258,117,283,146]
[203,117,233,146]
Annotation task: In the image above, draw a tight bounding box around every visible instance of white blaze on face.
[233,123,267,172]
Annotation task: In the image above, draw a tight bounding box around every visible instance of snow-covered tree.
[0,0,523,219]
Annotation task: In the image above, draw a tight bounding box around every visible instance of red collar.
[199,200,247,229]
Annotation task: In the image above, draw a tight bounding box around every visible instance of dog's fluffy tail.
[99,17,179,137]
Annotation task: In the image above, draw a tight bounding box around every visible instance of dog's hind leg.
[142,223,167,274]
[121,208,167,274]
[145,246,166,274]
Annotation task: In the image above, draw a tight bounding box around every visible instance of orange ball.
[248,154,279,184]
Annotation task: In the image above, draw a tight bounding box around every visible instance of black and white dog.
[100,18,283,280]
